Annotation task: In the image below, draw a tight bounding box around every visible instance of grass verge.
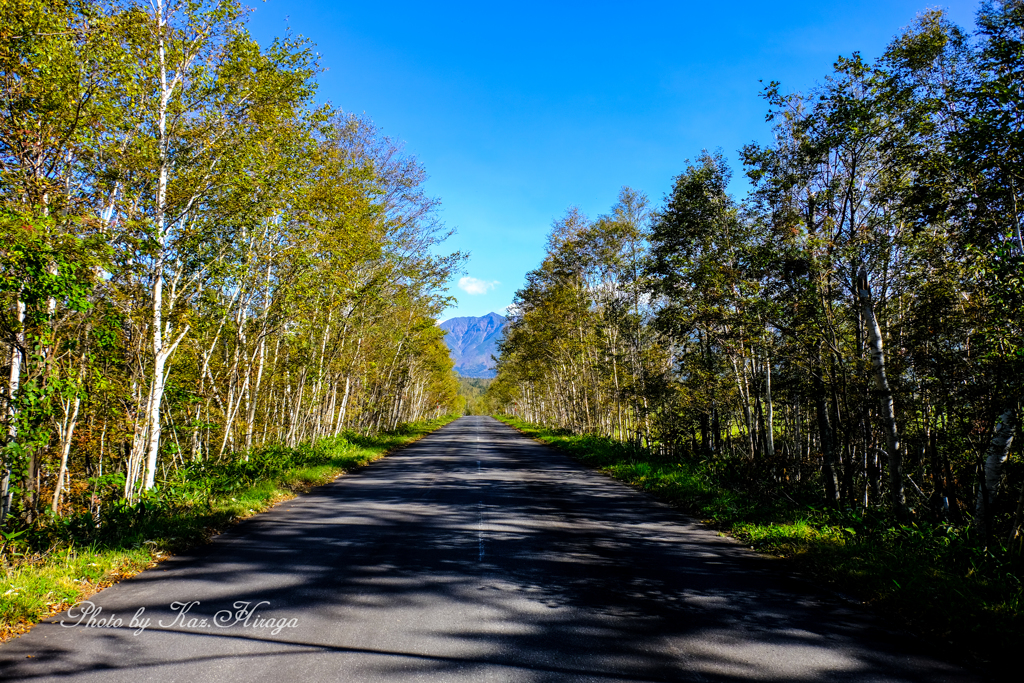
[496,414,1022,677]
[0,415,459,639]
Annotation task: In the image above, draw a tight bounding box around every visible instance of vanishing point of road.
[0,416,979,682]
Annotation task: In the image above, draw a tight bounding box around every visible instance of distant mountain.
[439,312,506,378]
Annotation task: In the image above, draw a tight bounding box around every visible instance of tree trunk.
[974,404,1018,531]
[139,0,172,494]
[814,362,839,504]
[858,267,904,516]
[793,398,802,482]
[764,353,775,457]
[51,390,82,514]
[731,356,755,459]
[1,300,26,525]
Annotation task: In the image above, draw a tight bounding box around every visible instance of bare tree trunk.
[858,267,904,516]
[1,300,26,525]
[51,343,88,514]
[142,326,187,490]
[975,404,1018,531]
[218,303,250,458]
[731,356,755,459]
[137,0,175,494]
[312,314,331,441]
[791,406,799,477]
[245,265,273,450]
[286,370,307,447]
[51,391,82,514]
[335,376,352,436]
[125,387,149,501]
[140,0,174,493]
[244,330,266,452]
[814,360,839,504]
[764,352,775,457]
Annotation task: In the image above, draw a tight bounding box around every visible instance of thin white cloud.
[458,276,499,295]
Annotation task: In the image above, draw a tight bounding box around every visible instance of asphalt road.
[0,416,981,682]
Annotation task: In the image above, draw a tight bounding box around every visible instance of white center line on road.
[477,500,485,561]
[475,423,486,562]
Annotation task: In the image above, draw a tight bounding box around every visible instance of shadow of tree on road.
[0,418,979,682]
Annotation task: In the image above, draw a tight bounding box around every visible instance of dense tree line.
[456,377,492,415]
[0,0,461,525]
[491,3,1023,539]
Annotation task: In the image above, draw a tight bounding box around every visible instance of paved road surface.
[0,416,980,682]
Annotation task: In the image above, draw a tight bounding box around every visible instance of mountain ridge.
[439,312,506,378]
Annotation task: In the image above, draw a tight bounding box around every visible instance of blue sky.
[246,1,982,320]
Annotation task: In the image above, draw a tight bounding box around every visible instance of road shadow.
[0,417,984,682]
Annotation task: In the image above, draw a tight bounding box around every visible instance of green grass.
[0,415,459,638]
[497,415,1023,675]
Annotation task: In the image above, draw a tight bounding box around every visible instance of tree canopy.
[491,3,1024,542]
[0,0,463,524]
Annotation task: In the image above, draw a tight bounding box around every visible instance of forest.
[491,5,1023,548]
[457,377,492,415]
[0,0,462,535]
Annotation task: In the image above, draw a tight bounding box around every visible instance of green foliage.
[493,4,1023,547]
[0,0,463,529]
[0,212,100,321]
[458,377,492,415]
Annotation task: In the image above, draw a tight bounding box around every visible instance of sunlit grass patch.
[1,547,152,638]
[732,519,845,556]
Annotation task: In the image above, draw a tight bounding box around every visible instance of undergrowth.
[497,415,1023,677]
[0,415,458,638]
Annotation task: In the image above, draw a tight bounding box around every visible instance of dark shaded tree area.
[491,3,1023,544]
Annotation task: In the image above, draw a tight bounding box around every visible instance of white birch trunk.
[975,406,1018,526]
[217,303,249,458]
[244,329,267,452]
[139,0,171,493]
[1,300,26,523]
[334,375,351,436]
[858,267,904,513]
[731,356,755,459]
[51,390,82,514]
[244,265,273,450]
